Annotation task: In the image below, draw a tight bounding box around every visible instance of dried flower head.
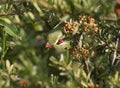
[77,15,99,32]
[81,47,89,56]
[62,21,77,35]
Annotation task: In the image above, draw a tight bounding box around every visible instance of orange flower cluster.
[62,15,99,35]
[81,47,89,56]
[70,49,81,59]
[78,15,99,32]
[88,83,99,88]
[70,47,89,60]
[63,21,77,34]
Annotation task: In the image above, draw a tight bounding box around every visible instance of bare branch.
[0,13,16,17]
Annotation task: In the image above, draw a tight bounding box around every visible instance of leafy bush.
[0,0,120,88]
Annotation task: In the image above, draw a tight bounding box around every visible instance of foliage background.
[0,0,120,88]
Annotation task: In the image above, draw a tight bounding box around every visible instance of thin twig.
[0,13,16,17]
[100,17,118,22]
[112,30,120,65]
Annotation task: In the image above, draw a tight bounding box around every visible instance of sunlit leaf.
[0,19,20,39]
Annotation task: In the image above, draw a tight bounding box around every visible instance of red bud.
[114,2,120,14]
[70,49,76,56]
[115,8,120,14]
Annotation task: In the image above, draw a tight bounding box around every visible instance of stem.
[112,30,120,65]
[0,13,16,17]
[1,30,6,59]
[1,29,7,68]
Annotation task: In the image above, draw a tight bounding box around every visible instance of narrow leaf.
[0,19,20,39]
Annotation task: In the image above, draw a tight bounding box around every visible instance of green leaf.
[64,49,69,64]
[0,19,20,39]
[50,56,59,64]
